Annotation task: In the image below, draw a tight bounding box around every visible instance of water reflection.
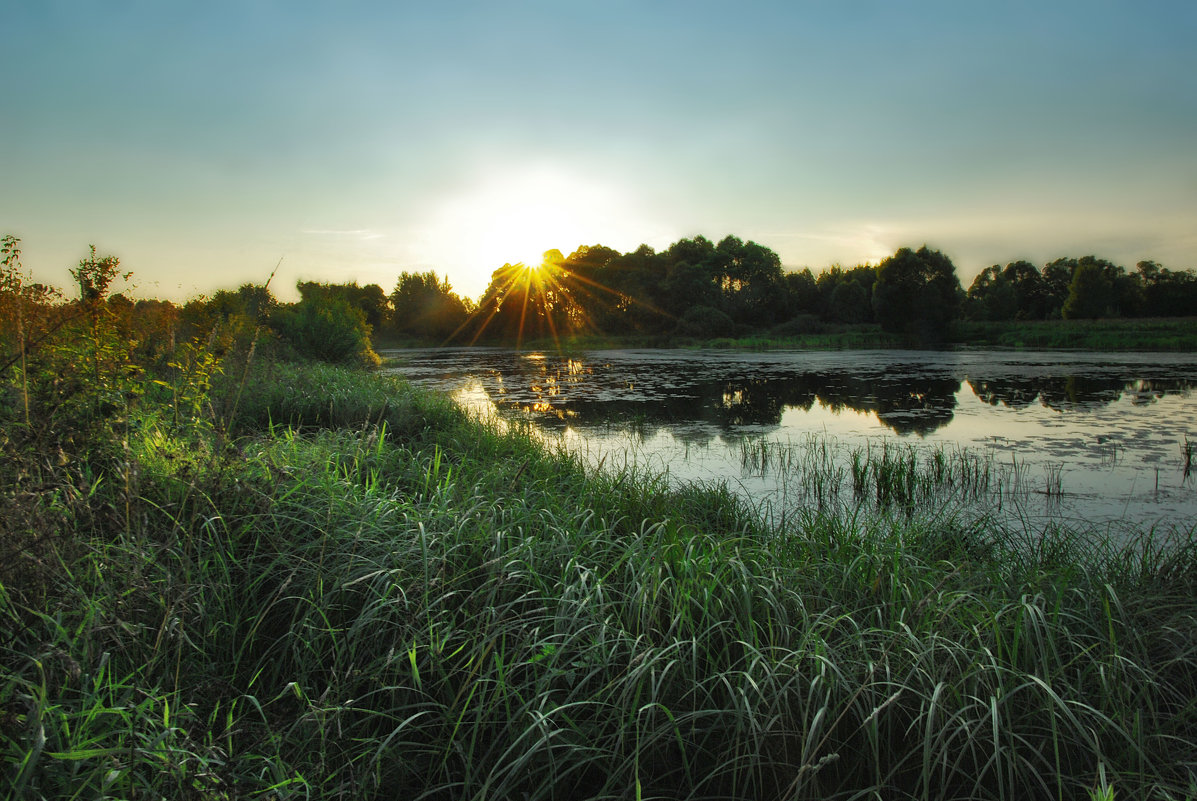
[384,348,1197,528]
[391,348,1194,438]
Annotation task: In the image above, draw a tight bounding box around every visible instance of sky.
[4,1,1196,303]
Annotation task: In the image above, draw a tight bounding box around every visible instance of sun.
[419,164,643,298]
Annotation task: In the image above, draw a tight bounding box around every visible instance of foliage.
[952,317,1197,351]
[676,304,735,338]
[395,232,1194,347]
[388,270,470,342]
[5,339,1197,798]
[298,279,390,330]
[2,232,1196,796]
[872,246,962,343]
[271,291,380,367]
[1137,260,1197,317]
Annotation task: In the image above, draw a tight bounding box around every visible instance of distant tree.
[663,236,717,270]
[872,246,962,342]
[1138,260,1197,317]
[557,244,631,331]
[595,245,669,335]
[1042,258,1076,318]
[297,281,389,330]
[1001,260,1049,319]
[782,268,819,316]
[1058,256,1138,319]
[815,264,876,323]
[965,265,1016,321]
[235,283,277,321]
[675,305,735,338]
[271,294,379,366]
[1062,260,1114,319]
[704,236,786,326]
[467,258,571,345]
[389,271,470,341]
[829,277,871,324]
[662,261,719,316]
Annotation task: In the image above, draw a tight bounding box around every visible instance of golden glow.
[418,164,652,299]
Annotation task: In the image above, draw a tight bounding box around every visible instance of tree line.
[5,234,1196,369]
[435,237,1197,345]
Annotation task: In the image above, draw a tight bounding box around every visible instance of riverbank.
[427,316,1197,353]
[4,358,1197,799]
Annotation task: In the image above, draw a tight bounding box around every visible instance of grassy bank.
[425,317,1197,354]
[4,356,1197,799]
[951,317,1197,351]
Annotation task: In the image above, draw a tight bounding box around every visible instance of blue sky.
[4,1,1195,301]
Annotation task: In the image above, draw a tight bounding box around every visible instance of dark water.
[384,348,1197,531]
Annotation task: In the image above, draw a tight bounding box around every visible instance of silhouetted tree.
[1002,260,1049,319]
[829,278,871,323]
[872,246,961,342]
[1042,258,1075,318]
[815,265,876,323]
[1056,257,1139,319]
[389,271,470,341]
[662,261,719,317]
[783,268,820,316]
[965,266,1016,321]
[1138,260,1197,317]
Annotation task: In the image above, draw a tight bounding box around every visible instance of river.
[383,348,1197,534]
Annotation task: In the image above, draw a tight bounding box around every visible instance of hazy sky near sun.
[4,1,1196,302]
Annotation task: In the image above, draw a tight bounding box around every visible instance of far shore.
[374,316,1197,354]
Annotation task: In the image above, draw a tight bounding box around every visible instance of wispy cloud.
[300,229,385,241]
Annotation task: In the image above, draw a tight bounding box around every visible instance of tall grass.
[4,359,1197,799]
[740,434,1058,526]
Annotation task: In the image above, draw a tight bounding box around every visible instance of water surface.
[384,348,1197,532]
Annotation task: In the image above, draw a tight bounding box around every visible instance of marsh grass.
[739,435,1059,525]
[4,357,1197,799]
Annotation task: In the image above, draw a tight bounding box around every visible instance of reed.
[741,435,1030,523]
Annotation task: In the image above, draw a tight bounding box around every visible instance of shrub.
[270,295,380,367]
[675,305,735,338]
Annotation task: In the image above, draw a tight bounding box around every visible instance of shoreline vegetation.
[3,238,1197,799]
[435,316,1197,355]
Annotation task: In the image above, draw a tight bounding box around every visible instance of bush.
[270,295,380,367]
[769,314,827,337]
[675,305,735,338]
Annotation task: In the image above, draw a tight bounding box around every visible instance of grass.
[4,355,1197,799]
[952,317,1197,351]
[463,318,1197,353]
[738,435,1091,528]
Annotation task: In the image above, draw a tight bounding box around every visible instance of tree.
[783,268,819,316]
[1001,260,1048,320]
[1062,260,1114,319]
[1138,260,1197,317]
[710,236,786,327]
[829,278,871,324]
[815,264,876,323]
[965,265,1016,321]
[1057,256,1138,319]
[662,261,719,316]
[1042,258,1075,318]
[297,281,389,330]
[271,294,379,366]
[872,246,962,342]
[389,271,470,341]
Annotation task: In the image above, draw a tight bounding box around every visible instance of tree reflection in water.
[387,348,1197,527]
[393,348,1197,439]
